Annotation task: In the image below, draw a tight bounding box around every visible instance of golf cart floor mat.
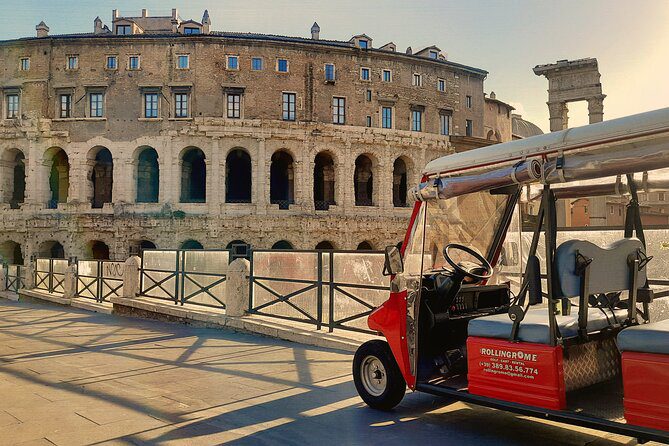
[563,337,621,392]
[566,378,625,422]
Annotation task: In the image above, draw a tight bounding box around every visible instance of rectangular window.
[411,110,422,132]
[440,114,450,135]
[660,192,666,201]
[359,40,369,49]
[67,55,78,70]
[227,55,238,70]
[5,94,19,119]
[89,93,104,118]
[106,56,117,70]
[252,57,263,71]
[184,27,200,35]
[116,25,131,35]
[20,58,30,71]
[175,93,189,118]
[360,67,370,81]
[128,55,140,70]
[466,95,472,108]
[277,59,289,73]
[144,93,159,118]
[382,69,392,82]
[325,63,335,81]
[438,78,445,92]
[59,94,72,118]
[412,73,422,87]
[366,116,372,127]
[332,97,345,124]
[227,94,241,118]
[382,106,392,129]
[366,90,372,102]
[429,50,438,59]
[282,92,296,121]
[177,55,189,69]
[466,119,473,136]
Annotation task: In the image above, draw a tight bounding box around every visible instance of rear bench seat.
[618,320,669,431]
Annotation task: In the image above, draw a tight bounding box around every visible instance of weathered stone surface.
[225,258,250,317]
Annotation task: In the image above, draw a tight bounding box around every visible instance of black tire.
[353,340,406,410]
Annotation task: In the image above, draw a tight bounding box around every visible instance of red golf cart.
[353,107,669,443]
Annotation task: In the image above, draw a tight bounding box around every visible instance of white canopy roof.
[423,107,669,178]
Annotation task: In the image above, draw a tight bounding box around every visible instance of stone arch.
[135,146,159,203]
[314,151,336,210]
[180,239,204,249]
[270,150,294,208]
[272,240,294,250]
[87,146,113,208]
[38,240,65,258]
[0,148,26,209]
[226,148,252,203]
[354,154,375,206]
[357,240,374,251]
[84,240,110,260]
[44,147,69,209]
[392,156,411,208]
[226,239,247,249]
[0,240,23,264]
[486,129,495,140]
[315,240,335,250]
[180,147,206,203]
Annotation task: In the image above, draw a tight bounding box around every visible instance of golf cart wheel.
[353,340,406,410]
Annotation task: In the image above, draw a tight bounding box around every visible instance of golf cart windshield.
[403,191,511,276]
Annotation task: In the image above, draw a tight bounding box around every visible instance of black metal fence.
[139,249,229,308]
[77,260,124,302]
[34,258,69,295]
[4,264,25,292]
[248,249,390,334]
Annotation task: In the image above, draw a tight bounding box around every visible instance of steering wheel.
[442,243,493,281]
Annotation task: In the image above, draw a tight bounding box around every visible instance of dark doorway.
[0,241,23,265]
[393,157,408,207]
[314,152,335,210]
[39,241,65,259]
[181,148,206,203]
[354,155,374,206]
[86,240,110,260]
[91,148,113,208]
[226,149,252,203]
[270,151,294,209]
[48,149,69,209]
[137,147,159,203]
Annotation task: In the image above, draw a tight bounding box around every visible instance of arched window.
[226,149,252,203]
[39,240,65,259]
[393,157,409,207]
[46,148,69,209]
[270,151,294,209]
[89,147,113,208]
[180,239,204,250]
[0,241,23,264]
[357,241,373,251]
[226,239,247,249]
[272,240,293,250]
[354,155,374,206]
[137,147,159,203]
[1,149,26,209]
[180,147,206,203]
[314,152,335,210]
[315,241,334,250]
[85,240,110,260]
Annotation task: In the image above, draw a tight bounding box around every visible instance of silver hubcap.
[360,355,387,397]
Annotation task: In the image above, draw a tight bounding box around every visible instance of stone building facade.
[0,9,492,263]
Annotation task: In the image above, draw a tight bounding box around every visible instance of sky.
[1,0,668,131]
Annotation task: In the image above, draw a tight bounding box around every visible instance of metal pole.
[543,185,558,347]
[316,251,323,330]
[328,250,335,333]
[248,247,254,311]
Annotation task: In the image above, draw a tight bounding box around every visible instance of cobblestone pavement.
[0,299,640,446]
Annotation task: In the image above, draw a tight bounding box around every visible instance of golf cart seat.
[618,319,669,355]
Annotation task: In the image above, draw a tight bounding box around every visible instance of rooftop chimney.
[172,8,178,19]
[311,22,320,40]
[490,91,496,100]
[405,46,412,55]
[112,9,119,21]
[141,9,148,18]
[202,10,211,34]
[36,21,49,38]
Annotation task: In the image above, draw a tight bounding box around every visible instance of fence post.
[63,263,78,299]
[0,264,6,292]
[226,258,250,317]
[122,256,142,298]
[25,259,35,289]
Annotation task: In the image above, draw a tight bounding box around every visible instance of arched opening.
[486,129,495,140]
[140,240,156,250]
[136,147,159,203]
[270,151,294,209]
[180,147,206,203]
[392,157,409,207]
[315,241,334,250]
[1,149,26,209]
[357,241,374,251]
[39,241,65,259]
[0,241,23,264]
[354,155,374,206]
[226,239,247,249]
[89,147,113,208]
[85,240,110,260]
[314,152,335,210]
[180,239,204,250]
[272,240,293,250]
[226,149,252,203]
[46,148,69,209]
[130,239,157,257]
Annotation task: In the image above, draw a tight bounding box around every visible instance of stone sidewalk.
[0,299,641,445]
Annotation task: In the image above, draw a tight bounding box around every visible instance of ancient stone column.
[587,95,606,124]
[547,101,568,132]
[225,257,250,317]
[24,259,35,289]
[122,256,141,298]
[62,263,77,299]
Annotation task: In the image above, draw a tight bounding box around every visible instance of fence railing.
[34,258,68,295]
[139,249,229,308]
[4,264,25,292]
[77,260,125,302]
[248,249,390,334]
